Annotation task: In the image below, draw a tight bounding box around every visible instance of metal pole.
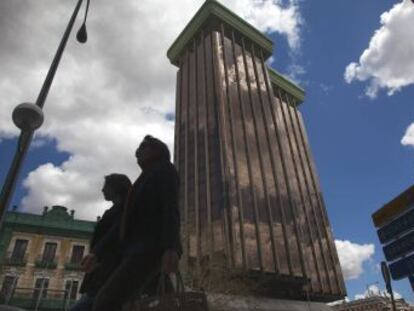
[64,285,70,311]
[64,278,74,311]
[389,289,397,311]
[0,0,84,230]
[36,0,84,110]
[34,277,46,311]
[5,273,18,305]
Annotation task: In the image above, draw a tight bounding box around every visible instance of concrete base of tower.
[207,294,334,311]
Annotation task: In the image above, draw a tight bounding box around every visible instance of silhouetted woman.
[69,173,131,311]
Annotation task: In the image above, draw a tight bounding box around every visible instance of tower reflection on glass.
[0,0,91,230]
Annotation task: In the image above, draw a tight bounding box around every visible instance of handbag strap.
[156,271,166,296]
[137,267,186,299]
[136,267,162,298]
[174,271,185,294]
[156,270,185,296]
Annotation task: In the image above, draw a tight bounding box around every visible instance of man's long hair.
[136,135,171,162]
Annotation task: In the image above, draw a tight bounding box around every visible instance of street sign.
[383,230,414,261]
[378,207,414,244]
[372,185,414,228]
[389,253,414,280]
[373,185,414,288]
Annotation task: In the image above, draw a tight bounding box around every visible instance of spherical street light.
[12,103,44,132]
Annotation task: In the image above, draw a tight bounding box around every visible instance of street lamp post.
[0,0,91,230]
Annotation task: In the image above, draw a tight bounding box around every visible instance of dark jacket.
[93,161,182,257]
[79,203,123,295]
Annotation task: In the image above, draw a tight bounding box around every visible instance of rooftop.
[1,206,95,239]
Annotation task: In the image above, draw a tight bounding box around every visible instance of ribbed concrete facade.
[169,1,345,302]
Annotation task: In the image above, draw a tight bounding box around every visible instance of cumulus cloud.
[335,240,375,280]
[383,290,402,300]
[228,0,302,49]
[344,0,414,98]
[286,63,305,84]
[0,0,302,220]
[354,284,381,300]
[402,123,414,148]
[327,297,350,306]
[330,285,403,305]
[354,284,402,300]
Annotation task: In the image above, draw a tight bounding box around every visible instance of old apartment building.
[0,206,95,310]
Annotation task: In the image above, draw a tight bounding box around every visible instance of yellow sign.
[372,185,414,228]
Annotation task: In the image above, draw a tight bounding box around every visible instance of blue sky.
[271,0,414,302]
[1,0,414,303]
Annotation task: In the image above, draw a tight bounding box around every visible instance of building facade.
[332,296,414,311]
[0,206,95,310]
[168,0,346,301]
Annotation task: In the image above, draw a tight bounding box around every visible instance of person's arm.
[91,221,120,259]
[157,164,181,254]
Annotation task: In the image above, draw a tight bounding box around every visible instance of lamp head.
[76,0,90,44]
[12,103,44,131]
[76,23,87,43]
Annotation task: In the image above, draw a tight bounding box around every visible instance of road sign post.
[381,261,396,311]
[409,275,414,293]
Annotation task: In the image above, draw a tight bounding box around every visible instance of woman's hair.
[104,174,131,197]
[136,135,171,162]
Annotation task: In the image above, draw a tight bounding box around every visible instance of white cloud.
[402,123,414,148]
[344,0,414,98]
[327,297,350,306]
[286,63,305,84]
[354,284,402,300]
[331,285,403,304]
[384,290,402,300]
[0,0,302,220]
[227,0,302,50]
[354,284,381,300]
[320,83,332,95]
[335,240,375,280]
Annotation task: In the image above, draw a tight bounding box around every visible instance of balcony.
[3,253,27,267]
[35,256,57,269]
[5,287,75,311]
[64,260,82,271]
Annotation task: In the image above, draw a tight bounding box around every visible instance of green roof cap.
[167,0,273,66]
[268,67,305,104]
[2,208,95,238]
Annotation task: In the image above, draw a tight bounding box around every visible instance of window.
[0,276,18,303]
[33,278,49,300]
[64,280,79,301]
[70,245,85,264]
[11,239,28,261]
[42,242,57,263]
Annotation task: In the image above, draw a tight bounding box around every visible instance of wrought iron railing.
[3,252,27,267]
[3,286,73,311]
[34,256,58,269]
[64,259,82,271]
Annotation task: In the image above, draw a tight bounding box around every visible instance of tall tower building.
[168,0,346,301]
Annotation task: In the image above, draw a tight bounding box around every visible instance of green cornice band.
[167,0,273,66]
[268,67,305,104]
[1,211,95,238]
